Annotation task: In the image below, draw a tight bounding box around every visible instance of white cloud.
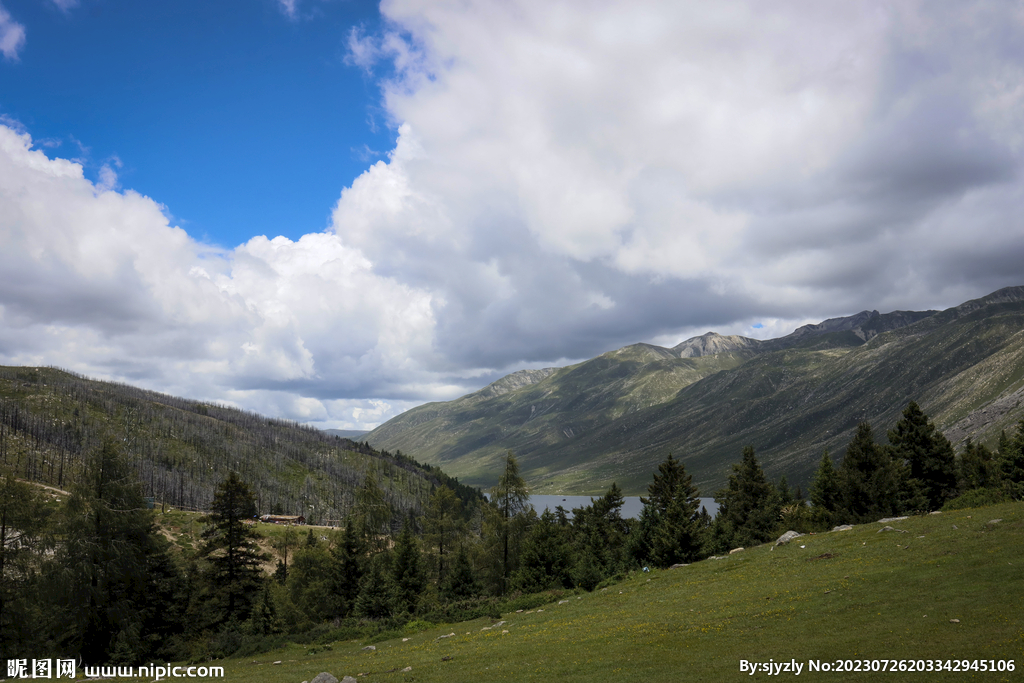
[0,123,442,427]
[277,0,299,20]
[0,3,26,61]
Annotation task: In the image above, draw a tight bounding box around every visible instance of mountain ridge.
[365,286,1024,495]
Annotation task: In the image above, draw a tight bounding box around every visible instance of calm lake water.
[506,494,719,519]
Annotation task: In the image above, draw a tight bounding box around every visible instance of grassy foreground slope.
[219,502,1023,683]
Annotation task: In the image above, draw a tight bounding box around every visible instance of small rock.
[435,632,456,641]
[831,525,854,532]
[402,667,413,672]
[558,599,569,604]
[669,563,689,568]
[342,678,358,683]
[311,673,339,683]
[273,661,282,665]
[950,619,960,624]
[877,516,909,523]
[361,645,376,652]
[929,511,942,515]
[952,525,958,530]
[730,547,745,554]
[775,530,803,546]
[988,519,1003,524]
[402,637,410,642]
[502,630,509,634]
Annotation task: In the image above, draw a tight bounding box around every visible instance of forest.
[2,387,1023,665]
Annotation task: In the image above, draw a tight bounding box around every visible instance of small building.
[259,514,306,525]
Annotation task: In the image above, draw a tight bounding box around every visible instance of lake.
[516,494,720,519]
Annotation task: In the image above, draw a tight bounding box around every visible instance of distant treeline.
[3,400,1021,665]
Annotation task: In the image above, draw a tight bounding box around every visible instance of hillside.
[0,367,481,524]
[214,501,1024,683]
[366,287,1024,494]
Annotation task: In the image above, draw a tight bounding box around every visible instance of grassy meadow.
[198,501,1023,683]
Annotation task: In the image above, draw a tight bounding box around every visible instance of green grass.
[205,501,1024,683]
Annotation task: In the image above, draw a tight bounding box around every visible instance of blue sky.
[2,1,1023,430]
[1,0,393,247]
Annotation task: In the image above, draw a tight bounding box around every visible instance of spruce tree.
[440,544,479,601]
[198,472,268,628]
[636,454,703,566]
[888,402,958,510]
[714,446,780,549]
[838,422,900,521]
[328,521,365,618]
[997,420,1024,500]
[512,509,573,592]
[390,523,426,614]
[808,450,841,527]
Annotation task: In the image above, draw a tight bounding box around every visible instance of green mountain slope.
[366,287,1024,495]
[0,367,480,523]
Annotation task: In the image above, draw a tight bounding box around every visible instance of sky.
[1,0,1023,430]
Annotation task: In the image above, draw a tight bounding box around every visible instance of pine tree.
[198,472,268,628]
[888,402,958,510]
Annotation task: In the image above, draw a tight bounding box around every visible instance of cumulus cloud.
[0,124,441,428]
[4,0,1024,429]
[0,3,26,61]
[327,0,1024,358]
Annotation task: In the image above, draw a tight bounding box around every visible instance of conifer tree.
[490,450,530,593]
[997,420,1024,500]
[838,423,900,521]
[440,543,479,601]
[328,520,365,618]
[633,454,703,566]
[424,485,463,583]
[0,467,49,658]
[390,523,426,614]
[198,472,268,628]
[808,450,841,527]
[714,446,780,548]
[888,402,957,510]
[354,553,395,619]
[957,439,997,492]
[512,509,573,592]
[54,438,164,663]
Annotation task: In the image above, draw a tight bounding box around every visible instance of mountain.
[0,367,481,524]
[365,286,1024,495]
